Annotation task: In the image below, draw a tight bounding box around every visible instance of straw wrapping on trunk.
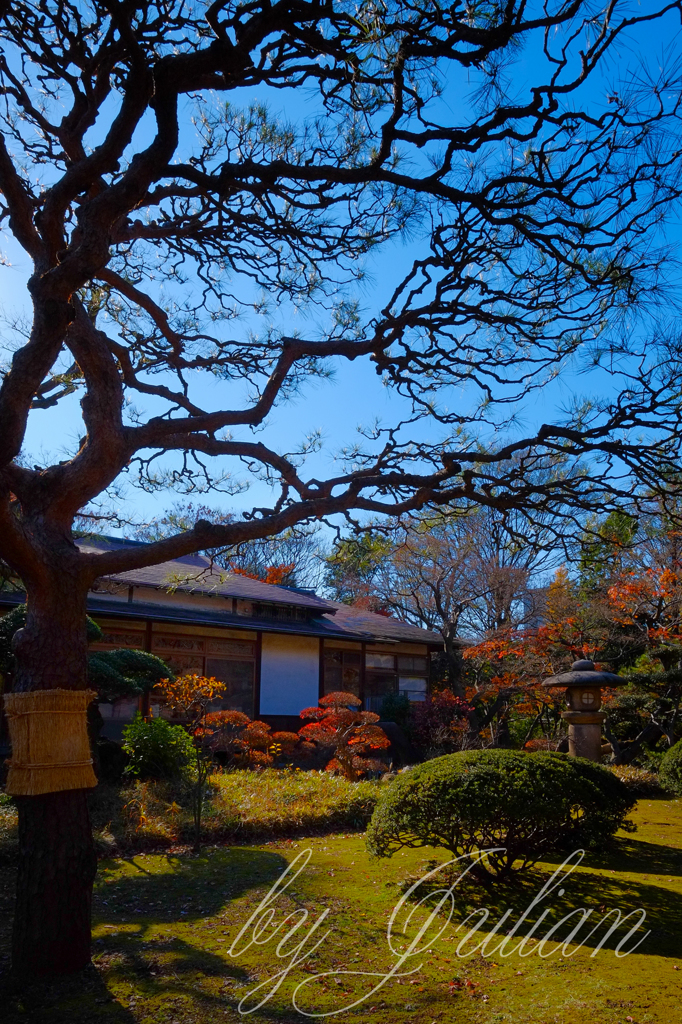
[3,689,98,795]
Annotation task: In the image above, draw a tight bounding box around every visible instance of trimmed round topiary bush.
[659,739,682,795]
[122,714,195,780]
[366,749,635,877]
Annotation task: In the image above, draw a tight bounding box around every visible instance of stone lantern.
[541,659,623,761]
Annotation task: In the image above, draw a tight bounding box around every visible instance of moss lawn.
[0,786,681,1023]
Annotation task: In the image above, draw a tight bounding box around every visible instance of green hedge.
[366,749,635,877]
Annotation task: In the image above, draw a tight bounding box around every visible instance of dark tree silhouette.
[1,0,682,975]
[136,501,327,588]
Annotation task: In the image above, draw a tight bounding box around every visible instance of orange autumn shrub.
[197,710,269,767]
[156,673,227,718]
[154,674,230,850]
[523,737,561,752]
[155,675,285,771]
[197,715,309,768]
[299,691,390,781]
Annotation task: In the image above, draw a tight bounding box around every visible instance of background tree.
[574,500,682,761]
[1,0,682,976]
[464,554,682,761]
[407,688,473,759]
[137,503,327,588]
[326,499,558,690]
[324,530,395,608]
[578,510,639,595]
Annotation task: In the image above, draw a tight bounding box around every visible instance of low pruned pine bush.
[366,749,635,878]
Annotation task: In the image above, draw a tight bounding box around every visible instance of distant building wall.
[259,634,320,715]
[521,587,549,630]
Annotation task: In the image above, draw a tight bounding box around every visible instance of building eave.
[0,591,444,648]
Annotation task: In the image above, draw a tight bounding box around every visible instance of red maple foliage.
[230,563,296,585]
[606,566,682,646]
[465,565,682,679]
[410,689,473,756]
[460,571,602,746]
[460,563,682,749]
[350,594,391,616]
[298,691,390,780]
[195,710,275,767]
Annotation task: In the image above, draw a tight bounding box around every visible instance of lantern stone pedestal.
[542,659,623,762]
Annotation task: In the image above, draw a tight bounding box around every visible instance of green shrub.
[659,740,682,795]
[366,749,635,877]
[122,714,194,780]
[379,693,412,732]
[640,747,667,773]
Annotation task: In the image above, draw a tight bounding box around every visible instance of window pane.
[324,649,361,696]
[160,652,204,677]
[399,676,428,701]
[365,653,395,670]
[323,665,343,694]
[205,657,255,717]
[397,655,428,673]
[365,670,397,698]
[340,664,361,695]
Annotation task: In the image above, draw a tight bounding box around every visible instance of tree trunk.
[9,580,97,976]
[443,628,464,697]
[611,722,663,766]
[13,790,96,974]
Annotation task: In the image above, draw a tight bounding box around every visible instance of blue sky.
[2,5,681,537]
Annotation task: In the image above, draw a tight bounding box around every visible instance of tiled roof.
[322,601,443,645]
[76,536,335,611]
[85,596,374,640]
[0,589,443,646]
[0,535,444,648]
[85,595,442,645]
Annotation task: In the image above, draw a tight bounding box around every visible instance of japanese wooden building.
[1,535,443,738]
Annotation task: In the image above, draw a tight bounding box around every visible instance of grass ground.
[0,791,681,1023]
[0,770,383,859]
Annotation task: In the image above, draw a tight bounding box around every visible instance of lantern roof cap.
[541,659,624,689]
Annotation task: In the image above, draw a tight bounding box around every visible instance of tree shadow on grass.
[94,846,289,923]
[0,847,293,1024]
[398,846,682,960]
[0,962,138,1024]
[90,846,304,1022]
[574,834,682,878]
